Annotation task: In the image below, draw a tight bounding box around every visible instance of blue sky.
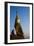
[10,6,30,34]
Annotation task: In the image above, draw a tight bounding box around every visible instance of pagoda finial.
[16,9,18,16]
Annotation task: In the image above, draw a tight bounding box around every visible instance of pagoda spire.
[10,7,24,40]
[16,9,18,16]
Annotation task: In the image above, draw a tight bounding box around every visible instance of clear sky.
[10,6,30,34]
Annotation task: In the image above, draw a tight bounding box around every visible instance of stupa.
[10,11,24,39]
